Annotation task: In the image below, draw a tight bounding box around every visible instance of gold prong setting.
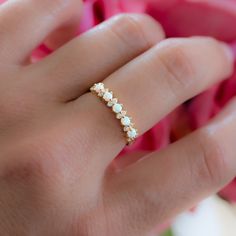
[90,83,138,145]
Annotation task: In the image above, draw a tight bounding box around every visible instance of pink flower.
[143,0,236,202]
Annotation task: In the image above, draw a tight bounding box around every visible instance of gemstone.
[112,98,118,104]
[94,83,104,92]
[107,101,113,107]
[98,91,104,97]
[121,116,131,126]
[123,126,130,132]
[121,110,127,116]
[112,103,122,113]
[116,113,123,119]
[127,138,133,144]
[127,128,137,139]
[103,91,113,101]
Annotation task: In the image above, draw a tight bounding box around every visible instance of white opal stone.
[94,83,104,92]
[121,116,131,126]
[112,103,122,113]
[103,91,113,101]
[127,128,137,139]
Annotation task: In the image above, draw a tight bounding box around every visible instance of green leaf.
[160,228,174,236]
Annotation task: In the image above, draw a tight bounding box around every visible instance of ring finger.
[66,37,233,173]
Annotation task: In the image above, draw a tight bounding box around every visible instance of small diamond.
[127,138,133,144]
[127,128,137,139]
[107,101,113,107]
[103,91,113,102]
[123,126,130,132]
[116,113,123,119]
[112,103,122,113]
[121,110,127,116]
[94,83,104,92]
[112,98,118,104]
[98,91,104,97]
[121,116,131,126]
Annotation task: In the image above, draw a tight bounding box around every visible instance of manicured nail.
[221,42,234,63]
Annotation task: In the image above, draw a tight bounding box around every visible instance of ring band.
[90,83,138,145]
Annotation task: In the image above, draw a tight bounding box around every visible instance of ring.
[90,83,138,145]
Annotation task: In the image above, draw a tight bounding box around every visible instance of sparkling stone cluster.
[90,83,138,144]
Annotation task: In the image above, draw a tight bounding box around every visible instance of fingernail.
[128,14,166,45]
[206,97,236,171]
[221,42,234,63]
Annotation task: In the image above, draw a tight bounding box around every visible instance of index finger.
[0,0,82,64]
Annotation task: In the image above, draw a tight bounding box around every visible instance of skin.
[0,0,235,235]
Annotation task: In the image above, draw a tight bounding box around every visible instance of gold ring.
[90,83,138,145]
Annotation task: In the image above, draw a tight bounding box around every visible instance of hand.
[0,0,235,235]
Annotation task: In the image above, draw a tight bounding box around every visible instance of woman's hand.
[0,0,235,235]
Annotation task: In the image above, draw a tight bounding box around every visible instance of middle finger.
[28,14,164,101]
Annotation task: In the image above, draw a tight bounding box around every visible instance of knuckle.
[195,128,229,187]
[109,14,154,50]
[157,40,196,96]
[1,143,53,186]
[2,155,44,188]
[0,149,52,215]
[0,137,73,203]
[0,143,69,233]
